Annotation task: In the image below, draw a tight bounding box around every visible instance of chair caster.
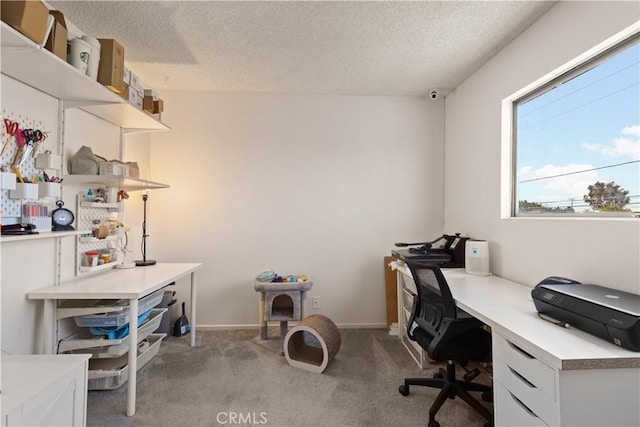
[428,419,441,427]
[398,385,410,396]
[482,390,493,402]
[463,368,481,382]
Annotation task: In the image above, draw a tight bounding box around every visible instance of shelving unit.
[0,229,90,244]
[63,175,169,191]
[4,16,177,417]
[0,22,169,132]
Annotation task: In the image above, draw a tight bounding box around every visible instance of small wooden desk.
[28,263,201,417]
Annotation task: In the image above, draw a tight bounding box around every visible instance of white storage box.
[0,172,16,190]
[99,161,129,176]
[9,183,38,200]
[62,308,166,356]
[35,152,61,170]
[73,289,164,327]
[87,333,164,390]
[37,182,60,198]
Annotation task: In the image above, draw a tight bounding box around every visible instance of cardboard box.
[1,0,50,45]
[129,71,143,93]
[143,95,154,113]
[123,66,131,85]
[97,38,126,94]
[153,99,164,114]
[144,88,159,101]
[143,96,164,114]
[44,10,67,61]
[122,86,142,109]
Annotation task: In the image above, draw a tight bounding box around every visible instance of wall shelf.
[0,229,90,244]
[62,175,169,191]
[0,22,169,132]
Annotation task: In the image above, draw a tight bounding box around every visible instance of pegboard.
[1,109,56,219]
[76,192,124,272]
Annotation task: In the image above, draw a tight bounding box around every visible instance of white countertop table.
[28,263,202,417]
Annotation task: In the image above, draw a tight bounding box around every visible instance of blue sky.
[516,40,639,211]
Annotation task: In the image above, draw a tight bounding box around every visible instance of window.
[502,24,639,218]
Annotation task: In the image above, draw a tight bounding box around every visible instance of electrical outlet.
[312,296,320,309]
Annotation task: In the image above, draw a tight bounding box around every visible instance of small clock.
[52,200,75,231]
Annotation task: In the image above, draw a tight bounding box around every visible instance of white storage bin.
[38,182,60,198]
[87,333,164,390]
[34,152,62,170]
[99,161,129,176]
[73,289,164,327]
[0,172,16,190]
[62,308,166,356]
[9,183,38,200]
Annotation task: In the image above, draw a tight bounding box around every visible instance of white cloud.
[521,163,599,201]
[538,164,598,197]
[581,125,640,160]
[621,125,640,137]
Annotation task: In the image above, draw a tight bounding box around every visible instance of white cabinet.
[1,354,89,427]
[396,266,429,368]
[493,332,640,427]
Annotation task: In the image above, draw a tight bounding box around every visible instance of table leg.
[42,299,56,354]
[190,271,197,347]
[259,292,267,340]
[126,297,139,417]
[280,321,288,337]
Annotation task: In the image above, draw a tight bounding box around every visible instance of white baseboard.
[195,322,387,331]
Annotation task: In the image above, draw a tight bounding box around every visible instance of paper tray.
[73,289,164,327]
[87,333,164,390]
[61,308,166,355]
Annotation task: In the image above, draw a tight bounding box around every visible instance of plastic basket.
[74,289,164,327]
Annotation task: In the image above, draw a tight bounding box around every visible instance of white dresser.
[394,263,640,427]
[2,354,90,427]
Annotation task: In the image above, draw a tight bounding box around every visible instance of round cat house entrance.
[284,314,341,373]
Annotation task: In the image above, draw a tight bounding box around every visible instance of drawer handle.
[403,288,416,297]
[509,366,536,388]
[508,391,538,417]
[507,341,535,359]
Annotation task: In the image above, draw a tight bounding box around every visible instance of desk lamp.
[135,192,156,266]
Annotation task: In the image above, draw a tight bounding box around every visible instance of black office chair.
[398,261,493,427]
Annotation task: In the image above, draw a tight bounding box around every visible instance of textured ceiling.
[49,1,556,96]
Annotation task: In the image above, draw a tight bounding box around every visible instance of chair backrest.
[405,261,458,336]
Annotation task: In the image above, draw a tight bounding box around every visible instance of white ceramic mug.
[69,38,91,75]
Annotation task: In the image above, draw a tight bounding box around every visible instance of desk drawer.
[493,334,556,400]
[402,288,415,310]
[495,382,548,427]
[494,356,557,426]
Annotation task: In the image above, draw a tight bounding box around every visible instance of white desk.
[28,263,201,417]
[394,262,640,426]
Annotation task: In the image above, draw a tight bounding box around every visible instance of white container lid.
[80,35,101,49]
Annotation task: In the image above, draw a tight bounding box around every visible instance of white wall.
[1,76,60,354]
[149,93,444,328]
[444,1,640,292]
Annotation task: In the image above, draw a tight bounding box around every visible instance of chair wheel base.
[482,390,493,402]
[398,385,410,396]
